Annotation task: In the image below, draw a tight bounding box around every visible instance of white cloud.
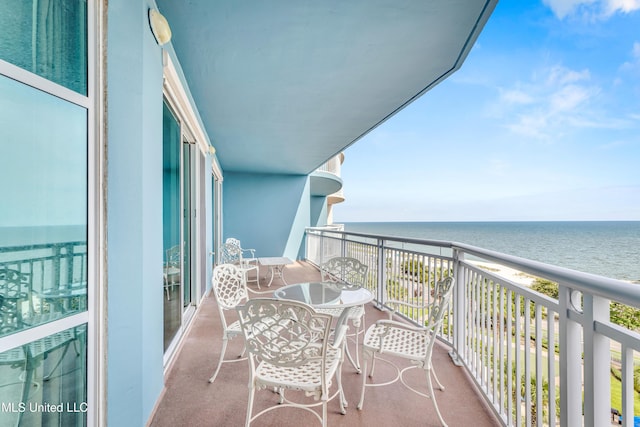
[621,42,640,71]
[549,84,596,112]
[500,89,535,105]
[495,65,604,139]
[546,66,590,86]
[543,0,640,19]
[506,112,551,139]
[603,0,640,15]
[543,0,597,19]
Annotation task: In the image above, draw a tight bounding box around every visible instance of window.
[0,1,93,426]
[0,0,88,94]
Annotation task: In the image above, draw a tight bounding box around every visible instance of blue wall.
[107,1,164,425]
[223,172,311,260]
[310,196,328,227]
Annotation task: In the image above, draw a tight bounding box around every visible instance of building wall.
[106,1,165,425]
[223,172,311,260]
[311,196,329,227]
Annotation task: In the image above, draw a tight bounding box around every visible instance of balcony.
[150,228,640,426]
[149,260,500,427]
[310,154,345,198]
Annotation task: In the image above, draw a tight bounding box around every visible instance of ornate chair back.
[219,241,242,265]
[425,275,455,332]
[212,264,248,312]
[237,298,333,368]
[321,257,368,288]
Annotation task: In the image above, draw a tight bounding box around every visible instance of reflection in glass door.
[162,100,182,351]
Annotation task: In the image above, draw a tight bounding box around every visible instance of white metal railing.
[305,227,640,427]
[316,154,342,176]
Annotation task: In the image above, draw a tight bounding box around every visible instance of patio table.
[258,257,293,287]
[274,281,374,355]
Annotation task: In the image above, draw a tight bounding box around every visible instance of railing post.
[559,285,583,427]
[449,247,465,366]
[319,231,324,267]
[582,293,610,427]
[53,244,61,290]
[376,238,385,308]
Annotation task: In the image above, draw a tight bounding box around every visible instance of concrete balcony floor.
[149,261,501,427]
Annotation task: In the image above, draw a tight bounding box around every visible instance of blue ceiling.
[156,0,497,175]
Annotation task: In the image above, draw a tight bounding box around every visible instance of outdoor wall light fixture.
[149,9,172,46]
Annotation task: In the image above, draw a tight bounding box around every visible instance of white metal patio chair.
[317,257,368,372]
[207,264,251,384]
[225,238,257,265]
[219,240,259,288]
[236,298,348,427]
[357,276,455,427]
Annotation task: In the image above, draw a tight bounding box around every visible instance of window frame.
[0,1,103,426]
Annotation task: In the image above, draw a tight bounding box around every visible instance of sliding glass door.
[162,100,182,351]
[162,100,200,352]
[182,143,194,310]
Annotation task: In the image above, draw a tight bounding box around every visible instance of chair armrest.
[383,299,430,320]
[375,319,427,333]
[241,248,256,258]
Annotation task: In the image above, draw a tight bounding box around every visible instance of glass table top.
[273,282,373,308]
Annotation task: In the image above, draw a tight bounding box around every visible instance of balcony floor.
[149,261,500,427]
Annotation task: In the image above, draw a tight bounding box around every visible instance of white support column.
[450,248,465,366]
[582,293,610,427]
[622,345,634,427]
[559,286,585,427]
[319,232,325,267]
[377,238,385,307]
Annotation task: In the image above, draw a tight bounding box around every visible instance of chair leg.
[369,353,378,378]
[208,338,228,383]
[431,366,445,391]
[322,400,328,427]
[353,318,363,372]
[426,367,448,427]
[246,270,260,289]
[336,362,347,414]
[245,385,255,427]
[164,278,170,300]
[357,356,370,410]
[344,342,360,373]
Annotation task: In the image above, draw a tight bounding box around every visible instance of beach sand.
[467,260,537,287]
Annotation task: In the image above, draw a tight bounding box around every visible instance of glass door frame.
[181,139,198,326]
[161,52,211,367]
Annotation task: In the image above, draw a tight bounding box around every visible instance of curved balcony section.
[327,188,345,204]
[310,170,343,196]
[310,154,344,197]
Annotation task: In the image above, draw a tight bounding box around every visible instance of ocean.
[342,221,640,283]
[0,225,86,248]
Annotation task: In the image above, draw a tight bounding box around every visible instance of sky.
[333,0,640,222]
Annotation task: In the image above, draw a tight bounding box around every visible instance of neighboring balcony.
[312,153,345,224]
[310,154,344,198]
